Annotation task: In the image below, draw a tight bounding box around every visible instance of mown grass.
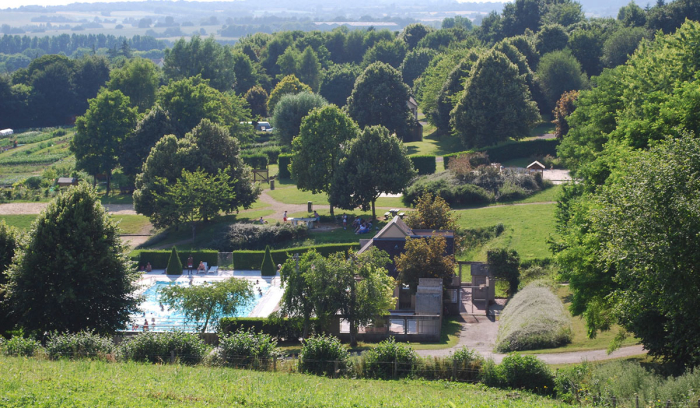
[403,127,464,157]
[455,203,557,261]
[0,214,151,235]
[0,356,567,408]
[520,285,639,354]
[0,214,38,230]
[267,185,404,208]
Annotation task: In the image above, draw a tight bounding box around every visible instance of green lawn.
[0,214,152,235]
[267,185,405,209]
[520,285,639,355]
[404,128,464,157]
[489,184,561,206]
[455,203,557,261]
[0,356,567,407]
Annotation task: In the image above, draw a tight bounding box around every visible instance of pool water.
[128,279,270,332]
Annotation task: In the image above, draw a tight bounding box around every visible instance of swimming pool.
[127,278,271,332]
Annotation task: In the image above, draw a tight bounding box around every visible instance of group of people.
[353,218,373,234]
[132,316,156,332]
[186,256,207,275]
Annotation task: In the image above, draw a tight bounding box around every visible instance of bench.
[207,266,218,275]
[384,212,391,220]
[398,213,405,219]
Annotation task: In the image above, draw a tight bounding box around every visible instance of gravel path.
[0,202,136,215]
[417,316,646,364]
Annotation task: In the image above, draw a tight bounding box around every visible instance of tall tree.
[163,35,236,91]
[395,235,456,292]
[400,48,437,88]
[267,74,311,115]
[399,23,434,50]
[133,119,261,229]
[331,126,416,220]
[298,46,322,92]
[119,105,178,180]
[0,221,20,335]
[107,57,159,112]
[451,50,539,148]
[318,63,362,107]
[71,89,137,195]
[346,62,413,141]
[362,39,408,69]
[536,50,588,111]
[244,85,269,119]
[271,91,327,146]
[4,184,139,334]
[280,250,324,338]
[232,52,259,95]
[290,105,359,215]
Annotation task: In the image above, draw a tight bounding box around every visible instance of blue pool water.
[127,279,270,332]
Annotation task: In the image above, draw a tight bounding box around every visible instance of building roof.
[527,160,546,170]
[57,177,76,184]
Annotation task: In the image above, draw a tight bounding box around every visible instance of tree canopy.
[163,35,236,92]
[107,57,158,112]
[272,91,328,146]
[267,74,312,114]
[395,236,456,292]
[4,184,139,334]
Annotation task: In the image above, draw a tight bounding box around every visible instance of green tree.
[290,105,359,215]
[107,57,158,112]
[536,50,588,111]
[119,105,178,180]
[602,26,649,68]
[4,184,139,334]
[244,85,269,118]
[133,119,260,229]
[346,62,413,141]
[399,23,434,50]
[442,16,474,31]
[502,0,544,37]
[157,75,252,141]
[272,91,328,146]
[543,1,584,27]
[557,134,700,368]
[267,74,312,114]
[400,48,437,88]
[618,1,647,27]
[71,89,137,196]
[568,28,605,76]
[318,63,362,107]
[260,245,276,276]
[395,235,456,292]
[160,277,254,333]
[155,167,236,240]
[404,192,459,232]
[0,221,20,335]
[163,35,236,91]
[362,39,408,69]
[232,52,259,95]
[451,50,539,148]
[552,90,579,139]
[280,250,323,338]
[432,50,481,133]
[298,46,322,92]
[535,24,569,55]
[331,126,416,220]
[166,247,183,275]
[487,248,520,296]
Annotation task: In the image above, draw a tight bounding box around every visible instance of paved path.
[417,316,646,364]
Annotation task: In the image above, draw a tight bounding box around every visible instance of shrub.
[495,284,572,352]
[260,245,276,276]
[278,153,292,179]
[496,180,528,202]
[363,337,417,379]
[241,153,268,169]
[454,184,494,205]
[230,244,358,271]
[166,247,183,275]
[497,354,555,393]
[443,140,559,167]
[451,347,485,382]
[131,250,218,270]
[219,315,323,341]
[214,329,280,368]
[117,331,206,365]
[2,336,42,357]
[46,331,115,360]
[299,334,350,376]
[409,155,436,175]
[221,223,308,251]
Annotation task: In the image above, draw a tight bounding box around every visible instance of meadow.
[0,214,152,235]
[0,356,569,408]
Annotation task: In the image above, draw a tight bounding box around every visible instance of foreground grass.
[0,356,568,407]
[455,203,557,261]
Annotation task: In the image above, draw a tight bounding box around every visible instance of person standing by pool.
[143,319,149,332]
[187,255,194,275]
[283,211,287,222]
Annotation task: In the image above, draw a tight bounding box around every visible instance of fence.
[332,314,441,342]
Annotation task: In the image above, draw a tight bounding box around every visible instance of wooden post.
[273,356,277,372]
[170,350,175,364]
[452,359,457,381]
[334,360,339,379]
[636,395,639,408]
[665,401,671,408]
[394,359,398,379]
[612,396,616,407]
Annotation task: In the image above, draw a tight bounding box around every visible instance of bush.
[260,245,276,276]
[490,354,555,393]
[213,329,280,368]
[2,336,42,357]
[495,284,572,352]
[166,247,183,275]
[453,184,494,205]
[363,337,417,379]
[299,334,350,376]
[241,154,268,169]
[117,331,206,365]
[278,154,292,179]
[220,223,308,251]
[231,244,358,271]
[451,347,485,382]
[409,155,436,175]
[496,180,528,202]
[219,315,322,341]
[46,331,115,360]
[131,250,218,270]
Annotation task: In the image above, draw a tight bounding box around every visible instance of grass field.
[0,356,568,407]
[267,185,405,208]
[0,214,152,235]
[404,127,464,157]
[455,203,557,261]
[0,128,74,185]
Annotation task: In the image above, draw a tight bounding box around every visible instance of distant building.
[0,129,13,137]
[57,177,78,187]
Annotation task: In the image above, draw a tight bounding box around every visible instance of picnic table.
[289,217,316,229]
[384,209,405,220]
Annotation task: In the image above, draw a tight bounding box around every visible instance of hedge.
[132,250,219,270]
[443,139,560,169]
[219,317,323,340]
[278,154,292,179]
[409,155,436,175]
[241,154,268,169]
[232,243,359,270]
